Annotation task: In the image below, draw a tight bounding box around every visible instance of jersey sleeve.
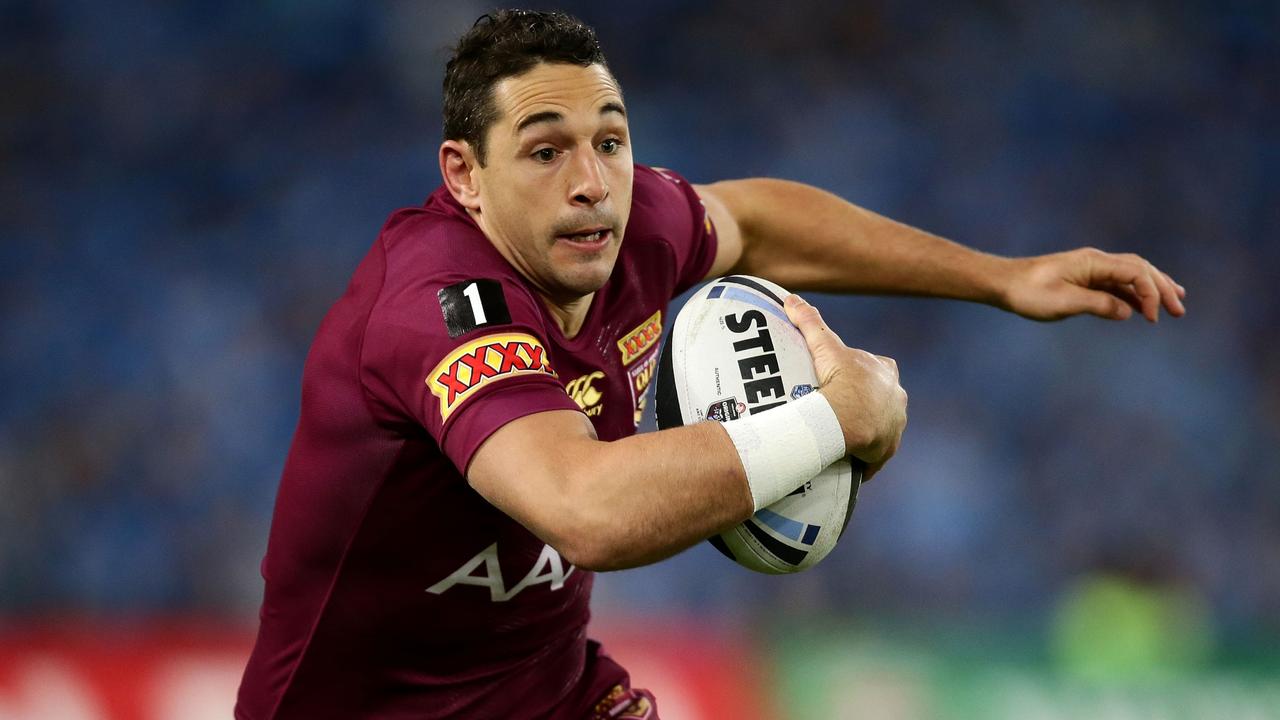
[634,165,719,294]
[360,273,579,475]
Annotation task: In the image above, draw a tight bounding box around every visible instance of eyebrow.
[515,102,627,134]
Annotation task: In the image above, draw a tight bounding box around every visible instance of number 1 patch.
[438,279,511,338]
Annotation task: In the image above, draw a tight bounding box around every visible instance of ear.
[440,140,482,211]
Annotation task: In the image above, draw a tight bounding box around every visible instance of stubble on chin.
[548,246,618,298]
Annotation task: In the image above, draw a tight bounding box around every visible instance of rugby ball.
[655,275,863,574]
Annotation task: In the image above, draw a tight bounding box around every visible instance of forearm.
[564,422,753,570]
[468,410,753,572]
[709,178,1014,304]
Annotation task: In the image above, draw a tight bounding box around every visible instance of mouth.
[555,226,613,250]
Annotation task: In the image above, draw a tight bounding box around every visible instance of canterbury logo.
[566,371,605,416]
[427,333,555,420]
[617,310,662,366]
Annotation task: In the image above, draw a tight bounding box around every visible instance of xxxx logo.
[617,310,662,366]
[427,333,555,420]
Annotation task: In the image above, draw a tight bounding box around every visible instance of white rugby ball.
[655,275,863,574]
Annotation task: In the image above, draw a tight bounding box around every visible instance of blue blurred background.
[1,0,1277,716]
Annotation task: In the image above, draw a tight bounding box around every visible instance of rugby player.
[236,10,1185,719]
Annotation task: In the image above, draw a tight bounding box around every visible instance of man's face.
[469,62,633,302]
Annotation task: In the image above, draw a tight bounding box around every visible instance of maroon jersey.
[236,165,716,719]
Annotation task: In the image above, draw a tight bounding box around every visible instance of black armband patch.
[437,279,511,338]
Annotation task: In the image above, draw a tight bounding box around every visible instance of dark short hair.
[443,10,608,166]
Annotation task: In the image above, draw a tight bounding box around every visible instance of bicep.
[466,409,598,547]
[694,182,745,280]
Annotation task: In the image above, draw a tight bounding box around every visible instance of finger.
[860,435,901,482]
[1133,266,1161,323]
[1114,253,1185,319]
[1098,281,1144,314]
[1075,287,1134,320]
[1152,267,1186,316]
[1123,254,1178,322]
[784,294,844,351]
[1092,257,1160,322]
[861,460,884,483]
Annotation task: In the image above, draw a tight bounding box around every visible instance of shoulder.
[630,164,699,214]
[625,164,709,238]
[358,189,552,400]
[620,165,718,293]
[355,190,564,434]
[371,187,539,328]
[380,187,522,283]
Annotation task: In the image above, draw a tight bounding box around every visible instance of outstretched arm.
[695,178,1186,322]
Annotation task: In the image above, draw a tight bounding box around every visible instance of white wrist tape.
[719,391,847,511]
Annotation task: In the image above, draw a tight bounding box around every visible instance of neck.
[468,207,595,339]
[540,292,593,338]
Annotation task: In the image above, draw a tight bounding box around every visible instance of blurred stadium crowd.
[1,0,1276,652]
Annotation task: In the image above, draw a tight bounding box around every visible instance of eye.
[533,147,559,163]
[599,138,621,154]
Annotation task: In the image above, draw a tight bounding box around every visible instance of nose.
[568,146,608,206]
